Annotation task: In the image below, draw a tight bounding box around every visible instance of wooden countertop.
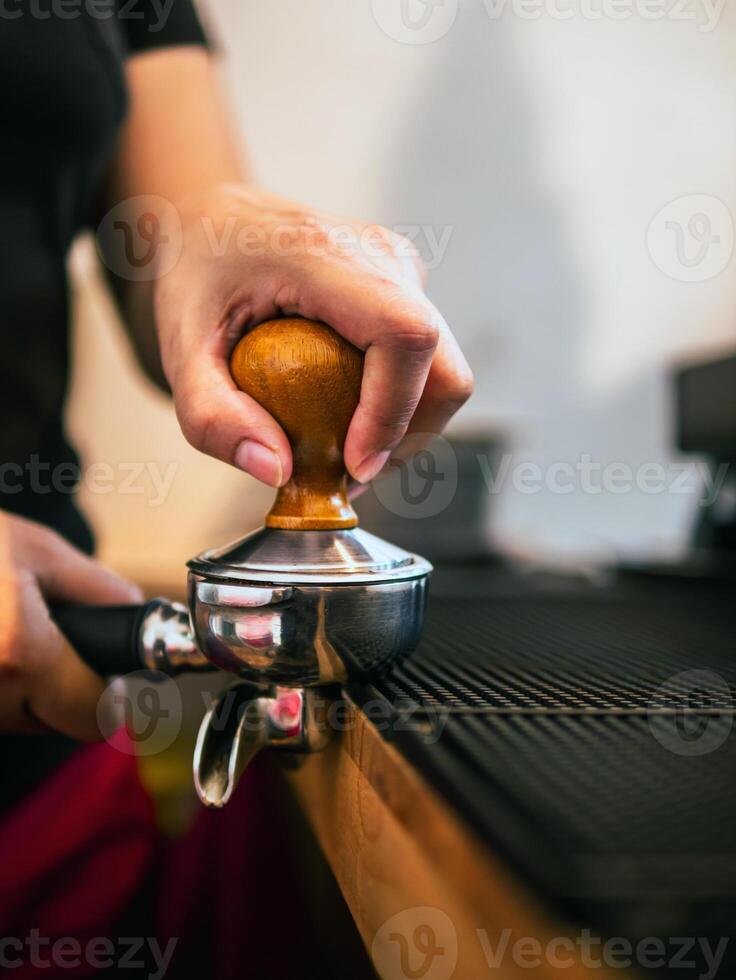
[288,694,632,980]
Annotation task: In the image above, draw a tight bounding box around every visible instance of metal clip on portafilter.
[53,318,432,807]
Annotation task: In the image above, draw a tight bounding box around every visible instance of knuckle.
[302,222,332,253]
[366,222,391,240]
[373,410,414,442]
[25,523,63,565]
[365,227,426,278]
[279,206,318,228]
[272,214,350,259]
[307,221,359,260]
[0,624,25,678]
[178,392,218,452]
[40,526,64,552]
[446,366,475,406]
[0,654,21,679]
[384,317,440,353]
[364,223,397,252]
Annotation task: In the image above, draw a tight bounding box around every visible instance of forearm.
[97,46,243,386]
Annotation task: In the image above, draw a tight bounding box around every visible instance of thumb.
[28,634,118,742]
[27,527,143,606]
[22,584,125,741]
[171,349,292,487]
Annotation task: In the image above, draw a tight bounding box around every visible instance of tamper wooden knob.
[230,317,363,530]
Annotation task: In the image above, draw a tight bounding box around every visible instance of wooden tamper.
[230,317,363,530]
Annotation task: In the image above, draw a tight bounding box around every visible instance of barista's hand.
[154,185,473,487]
[0,512,142,739]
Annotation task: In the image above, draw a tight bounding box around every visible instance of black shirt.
[0,0,208,808]
[0,0,207,550]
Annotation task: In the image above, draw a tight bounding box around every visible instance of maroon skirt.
[0,736,311,979]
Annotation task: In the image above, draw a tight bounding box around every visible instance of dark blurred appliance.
[354,434,502,564]
[677,351,736,556]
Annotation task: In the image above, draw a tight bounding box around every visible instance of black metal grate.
[438,712,736,858]
[350,581,736,963]
[379,594,736,713]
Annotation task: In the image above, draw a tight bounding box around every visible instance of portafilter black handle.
[51,599,209,677]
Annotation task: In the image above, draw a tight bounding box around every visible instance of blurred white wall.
[68,0,736,581]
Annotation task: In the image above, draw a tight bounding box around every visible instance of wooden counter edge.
[287,694,636,980]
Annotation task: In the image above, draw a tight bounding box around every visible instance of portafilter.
[53,317,432,807]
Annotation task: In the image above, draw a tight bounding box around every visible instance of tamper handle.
[230,317,363,530]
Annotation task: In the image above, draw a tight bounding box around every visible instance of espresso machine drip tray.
[349,575,736,961]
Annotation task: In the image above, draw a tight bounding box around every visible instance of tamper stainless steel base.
[188,526,430,686]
